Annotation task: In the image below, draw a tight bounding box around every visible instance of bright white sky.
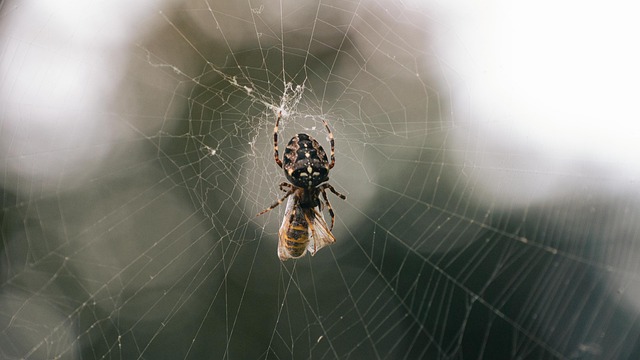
[430,0,640,175]
[2,0,638,194]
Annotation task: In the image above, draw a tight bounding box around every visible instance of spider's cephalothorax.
[256,110,346,260]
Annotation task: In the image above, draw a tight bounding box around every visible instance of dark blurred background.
[1,0,639,359]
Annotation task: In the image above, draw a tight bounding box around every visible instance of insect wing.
[306,208,336,256]
[277,196,309,261]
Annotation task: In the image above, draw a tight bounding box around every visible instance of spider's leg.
[321,118,335,169]
[274,111,283,168]
[279,182,294,192]
[319,188,336,230]
[319,183,346,200]
[256,188,294,217]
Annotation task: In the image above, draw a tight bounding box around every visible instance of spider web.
[1,0,640,359]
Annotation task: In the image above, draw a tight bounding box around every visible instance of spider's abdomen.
[283,133,329,189]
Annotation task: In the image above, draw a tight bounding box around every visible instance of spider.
[257,111,346,260]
